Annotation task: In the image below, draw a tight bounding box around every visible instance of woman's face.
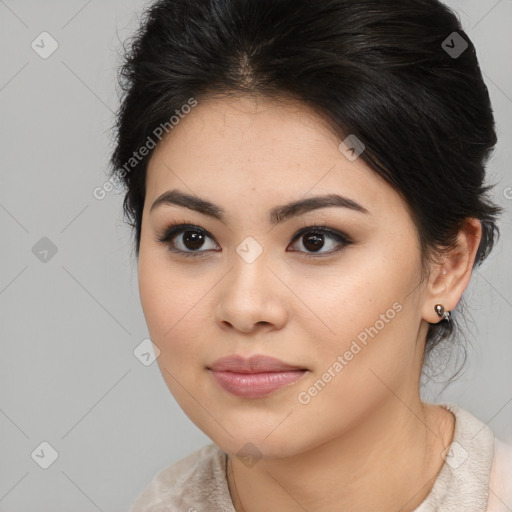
[138,94,433,458]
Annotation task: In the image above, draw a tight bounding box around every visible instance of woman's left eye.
[156,223,351,258]
[288,225,351,256]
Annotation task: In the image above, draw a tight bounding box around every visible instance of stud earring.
[434,304,451,322]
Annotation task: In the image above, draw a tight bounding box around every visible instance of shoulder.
[129,443,233,512]
[486,437,512,512]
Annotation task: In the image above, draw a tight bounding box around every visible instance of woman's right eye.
[157,223,220,257]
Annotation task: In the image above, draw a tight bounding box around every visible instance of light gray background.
[0,1,511,511]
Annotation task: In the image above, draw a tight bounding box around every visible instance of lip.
[207,354,308,399]
[208,354,306,373]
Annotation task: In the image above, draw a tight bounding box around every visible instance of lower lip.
[209,369,307,398]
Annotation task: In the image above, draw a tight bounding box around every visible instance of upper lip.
[208,354,306,373]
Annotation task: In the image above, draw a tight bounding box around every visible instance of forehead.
[145,94,406,221]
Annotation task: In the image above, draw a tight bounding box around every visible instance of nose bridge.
[214,236,288,332]
[229,236,270,295]
[235,234,266,267]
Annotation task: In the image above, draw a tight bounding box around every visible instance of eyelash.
[156,220,353,259]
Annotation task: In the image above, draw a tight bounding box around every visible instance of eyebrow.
[150,189,370,225]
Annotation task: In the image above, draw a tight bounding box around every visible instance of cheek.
[138,258,173,338]
[138,251,179,338]
[290,249,416,343]
[294,247,422,396]
[138,259,217,431]
[137,251,216,367]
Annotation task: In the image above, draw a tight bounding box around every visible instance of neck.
[227,399,455,512]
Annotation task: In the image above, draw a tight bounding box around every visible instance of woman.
[109,0,512,510]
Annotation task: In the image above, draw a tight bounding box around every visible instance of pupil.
[303,233,324,252]
[183,231,204,250]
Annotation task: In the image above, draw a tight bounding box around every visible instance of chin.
[216,436,298,462]
[197,417,309,462]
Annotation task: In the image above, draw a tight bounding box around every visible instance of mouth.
[207,354,309,399]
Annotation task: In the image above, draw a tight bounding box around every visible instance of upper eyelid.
[159,222,344,238]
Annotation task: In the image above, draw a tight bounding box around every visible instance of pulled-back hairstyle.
[109,0,502,372]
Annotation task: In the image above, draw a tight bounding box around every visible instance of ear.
[422,218,482,323]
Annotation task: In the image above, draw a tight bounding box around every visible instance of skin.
[138,94,482,512]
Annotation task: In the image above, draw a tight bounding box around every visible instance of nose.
[214,253,288,334]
